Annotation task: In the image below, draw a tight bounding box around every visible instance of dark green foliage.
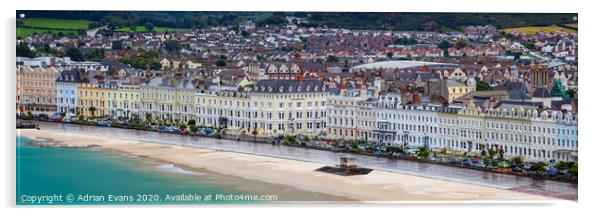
[215,59,226,67]
[475,77,492,91]
[326,55,339,63]
[416,147,431,159]
[118,51,162,70]
[84,48,105,62]
[163,40,182,53]
[144,22,155,31]
[65,47,85,61]
[18,11,576,32]
[257,12,287,26]
[394,38,417,45]
[530,162,547,174]
[17,43,36,58]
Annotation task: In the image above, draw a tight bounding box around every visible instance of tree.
[144,22,155,31]
[394,38,417,45]
[112,40,124,50]
[530,162,547,175]
[252,127,258,140]
[118,56,161,70]
[497,148,505,160]
[286,135,297,145]
[416,147,431,159]
[84,48,105,62]
[513,53,521,61]
[215,59,226,67]
[386,52,394,59]
[189,125,198,134]
[163,40,182,53]
[511,156,524,166]
[487,148,497,160]
[387,146,408,155]
[257,12,288,26]
[437,40,451,57]
[555,161,575,170]
[326,55,339,63]
[437,40,451,50]
[187,119,196,126]
[523,40,535,49]
[145,113,153,124]
[453,39,468,49]
[17,43,36,58]
[568,164,578,176]
[475,77,492,91]
[129,24,137,32]
[480,145,488,158]
[88,106,97,119]
[66,47,85,61]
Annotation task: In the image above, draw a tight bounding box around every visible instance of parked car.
[450,158,462,165]
[96,121,111,127]
[35,114,50,120]
[547,167,558,176]
[375,146,387,153]
[61,117,73,123]
[462,158,473,166]
[474,161,486,168]
[202,128,214,135]
[166,126,180,133]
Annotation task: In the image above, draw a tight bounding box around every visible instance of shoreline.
[18,134,354,203]
[47,121,577,185]
[17,129,558,203]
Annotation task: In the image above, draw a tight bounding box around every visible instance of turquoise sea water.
[16,136,264,205]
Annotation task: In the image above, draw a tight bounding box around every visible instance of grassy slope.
[21,18,91,30]
[17,18,91,37]
[114,25,185,32]
[501,24,577,35]
[17,28,78,38]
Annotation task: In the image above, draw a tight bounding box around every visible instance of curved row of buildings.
[16,60,577,163]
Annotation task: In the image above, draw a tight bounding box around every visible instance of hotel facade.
[194,79,329,137]
[16,66,59,114]
[326,92,578,163]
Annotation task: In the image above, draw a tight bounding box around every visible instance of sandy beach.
[17,129,555,203]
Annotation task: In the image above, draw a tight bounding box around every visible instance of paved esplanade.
[37,122,577,200]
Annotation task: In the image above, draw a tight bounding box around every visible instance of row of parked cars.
[91,121,218,136]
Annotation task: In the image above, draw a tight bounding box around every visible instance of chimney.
[78,69,85,81]
[338,80,347,95]
[412,91,420,103]
[488,96,497,108]
[359,84,367,99]
[296,73,305,83]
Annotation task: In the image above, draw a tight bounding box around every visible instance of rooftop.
[351,60,459,71]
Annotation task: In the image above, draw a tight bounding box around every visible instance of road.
[33,122,577,200]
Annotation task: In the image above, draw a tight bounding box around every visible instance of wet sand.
[18,129,556,203]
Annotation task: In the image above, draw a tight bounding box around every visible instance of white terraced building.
[327,93,578,163]
[194,79,329,137]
